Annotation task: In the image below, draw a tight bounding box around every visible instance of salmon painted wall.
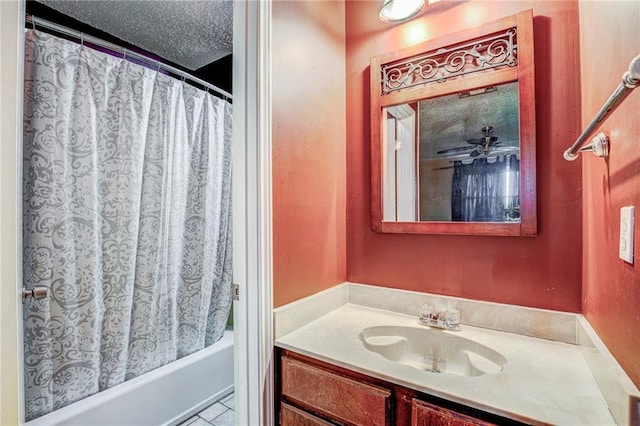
[345,1,583,311]
[579,1,640,388]
[272,1,347,307]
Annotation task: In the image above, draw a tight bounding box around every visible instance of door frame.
[0,0,273,423]
[233,0,274,425]
[0,0,26,424]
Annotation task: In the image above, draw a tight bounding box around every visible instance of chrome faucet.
[418,305,461,331]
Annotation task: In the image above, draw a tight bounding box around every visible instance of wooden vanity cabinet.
[411,399,496,426]
[276,349,526,426]
[279,352,392,425]
[280,402,334,426]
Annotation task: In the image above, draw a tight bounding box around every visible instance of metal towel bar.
[564,55,640,161]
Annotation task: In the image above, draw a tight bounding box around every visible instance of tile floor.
[178,392,235,426]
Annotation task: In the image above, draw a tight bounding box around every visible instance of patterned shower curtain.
[22,30,233,421]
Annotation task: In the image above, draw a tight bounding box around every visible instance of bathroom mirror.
[370,10,536,236]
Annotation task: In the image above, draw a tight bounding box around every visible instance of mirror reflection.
[383,81,521,223]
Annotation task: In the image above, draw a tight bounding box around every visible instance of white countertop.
[275,303,615,425]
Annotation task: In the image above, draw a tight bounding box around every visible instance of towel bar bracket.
[623,73,639,89]
[623,58,640,88]
[564,132,609,161]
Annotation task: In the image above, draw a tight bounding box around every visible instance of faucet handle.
[418,304,433,325]
[444,308,461,330]
[419,304,433,317]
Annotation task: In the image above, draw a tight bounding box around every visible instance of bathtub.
[26,331,234,426]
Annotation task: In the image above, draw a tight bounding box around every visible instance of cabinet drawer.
[412,399,496,426]
[281,402,334,426]
[281,356,391,426]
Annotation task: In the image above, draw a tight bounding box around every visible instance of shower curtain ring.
[31,16,36,30]
[80,33,84,46]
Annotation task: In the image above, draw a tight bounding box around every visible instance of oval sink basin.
[360,325,507,377]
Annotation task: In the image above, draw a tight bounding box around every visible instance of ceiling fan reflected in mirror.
[437,126,513,158]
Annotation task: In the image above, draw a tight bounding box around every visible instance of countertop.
[275,303,614,425]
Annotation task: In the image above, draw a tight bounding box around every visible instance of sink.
[360,326,507,377]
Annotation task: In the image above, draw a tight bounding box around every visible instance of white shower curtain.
[22,30,233,421]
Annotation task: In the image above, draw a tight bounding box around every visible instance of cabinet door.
[412,399,497,426]
[281,355,391,426]
[281,402,334,426]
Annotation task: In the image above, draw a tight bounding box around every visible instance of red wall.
[345,1,583,312]
[272,0,347,307]
[579,1,640,388]
[271,0,640,387]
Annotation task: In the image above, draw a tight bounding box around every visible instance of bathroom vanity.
[277,348,522,425]
[273,284,631,425]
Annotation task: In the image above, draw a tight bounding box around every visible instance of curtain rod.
[25,14,233,102]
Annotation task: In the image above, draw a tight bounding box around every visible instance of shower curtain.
[22,30,233,421]
[451,157,520,222]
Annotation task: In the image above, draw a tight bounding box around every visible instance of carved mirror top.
[380,27,518,96]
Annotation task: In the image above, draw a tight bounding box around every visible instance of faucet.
[418,305,460,331]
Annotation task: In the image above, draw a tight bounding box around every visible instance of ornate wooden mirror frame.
[370,10,536,236]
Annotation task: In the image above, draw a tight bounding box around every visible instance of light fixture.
[379,0,425,23]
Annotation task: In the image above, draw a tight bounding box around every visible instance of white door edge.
[0,0,26,424]
[232,1,274,425]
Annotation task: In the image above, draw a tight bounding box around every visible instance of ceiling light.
[379,0,425,23]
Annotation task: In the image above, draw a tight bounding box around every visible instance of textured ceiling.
[37,0,233,70]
